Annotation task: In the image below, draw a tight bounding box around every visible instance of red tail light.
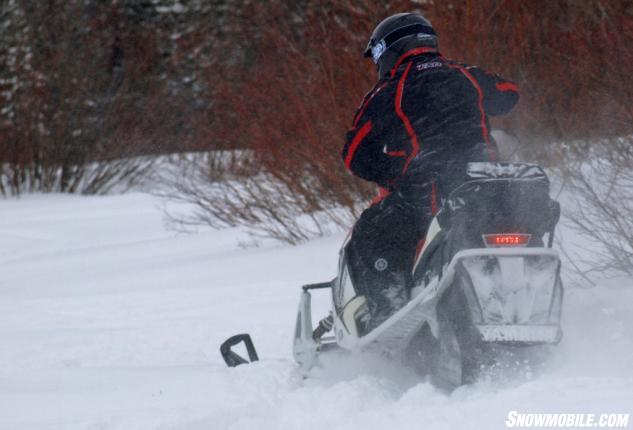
[483,233,531,247]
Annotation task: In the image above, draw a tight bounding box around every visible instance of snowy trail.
[0,194,631,429]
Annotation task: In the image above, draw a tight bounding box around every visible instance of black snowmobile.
[292,162,563,389]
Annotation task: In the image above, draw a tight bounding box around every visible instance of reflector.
[483,233,531,247]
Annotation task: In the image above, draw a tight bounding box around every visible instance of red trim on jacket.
[447,64,497,161]
[414,237,426,262]
[345,121,372,169]
[390,47,439,78]
[495,82,519,92]
[371,187,391,205]
[395,62,420,173]
[353,82,387,128]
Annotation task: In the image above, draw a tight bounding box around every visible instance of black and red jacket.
[342,48,519,196]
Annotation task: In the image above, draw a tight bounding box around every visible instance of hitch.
[220,333,259,367]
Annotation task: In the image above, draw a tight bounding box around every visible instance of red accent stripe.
[496,82,519,92]
[386,150,406,157]
[390,47,438,77]
[353,83,387,128]
[414,237,426,262]
[395,62,420,173]
[371,187,391,205]
[345,121,372,169]
[447,64,497,161]
[430,180,438,215]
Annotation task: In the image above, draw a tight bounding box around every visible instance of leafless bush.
[0,1,205,196]
[430,0,633,161]
[187,1,407,243]
[157,150,357,244]
[0,156,155,196]
[194,0,633,244]
[559,137,633,280]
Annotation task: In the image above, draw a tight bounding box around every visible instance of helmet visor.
[364,23,437,64]
[370,40,386,64]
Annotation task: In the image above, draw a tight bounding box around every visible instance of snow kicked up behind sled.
[0,193,631,429]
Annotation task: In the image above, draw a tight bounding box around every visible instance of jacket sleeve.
[467,67,519,116]
[341,84,405,188]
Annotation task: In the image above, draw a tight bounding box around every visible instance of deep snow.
[0,193,631,430]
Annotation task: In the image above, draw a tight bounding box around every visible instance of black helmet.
[364,13,438,79]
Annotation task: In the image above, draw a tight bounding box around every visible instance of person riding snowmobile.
[342,12,519,330]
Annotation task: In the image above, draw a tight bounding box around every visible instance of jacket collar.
[390,47,440,77]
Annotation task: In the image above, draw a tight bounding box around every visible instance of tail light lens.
[483,233,531,247]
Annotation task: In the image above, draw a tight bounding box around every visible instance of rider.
[342,12,519,330]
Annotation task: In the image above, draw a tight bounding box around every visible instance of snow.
[1,193,632,429]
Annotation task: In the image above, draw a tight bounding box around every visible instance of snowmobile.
[220,161,563,390]
[292,162,563,390]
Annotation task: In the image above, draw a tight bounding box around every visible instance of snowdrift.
[0,193,631,429]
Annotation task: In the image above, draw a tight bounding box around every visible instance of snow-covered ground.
[1,193,631,430]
